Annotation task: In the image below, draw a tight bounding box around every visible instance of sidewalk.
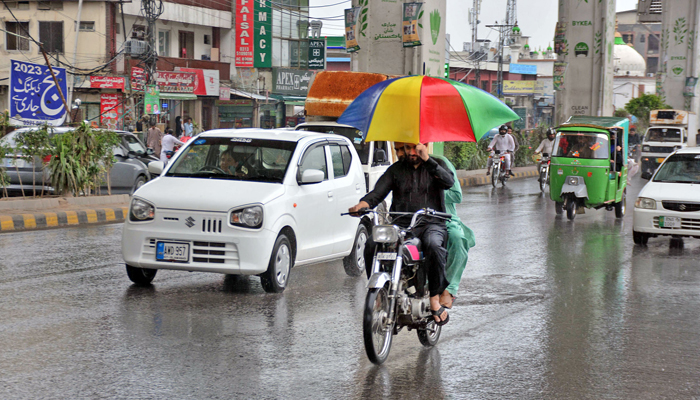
[0,165,538,233]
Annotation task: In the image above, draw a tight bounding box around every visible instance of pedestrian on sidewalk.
[183,117,194,136]
[146,121,164,157]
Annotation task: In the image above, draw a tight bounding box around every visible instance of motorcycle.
[345,208,452,365]
[538,153,551,192]
[489,150,510,187]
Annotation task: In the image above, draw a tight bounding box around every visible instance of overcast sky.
[310,0,640,51]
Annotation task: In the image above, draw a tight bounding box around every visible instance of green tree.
[624,94,671,128]
[0,140,10,198]
[16,125,50,197]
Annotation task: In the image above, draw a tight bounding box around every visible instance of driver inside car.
[220,149,249,177]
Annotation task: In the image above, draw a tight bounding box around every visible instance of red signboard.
[90,76,125,89]
[235,0,254,67]
[175,67,219,96]
[155,71,196,93]
[100,93,122,130]
[131,67,145,91]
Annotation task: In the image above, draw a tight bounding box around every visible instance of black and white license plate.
[156,241,190,262]
[659,216,681,229]
[376,252,397,261]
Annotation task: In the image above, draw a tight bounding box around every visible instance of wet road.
[2,175,700,399]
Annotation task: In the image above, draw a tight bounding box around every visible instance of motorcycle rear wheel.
[363,287,394,365]
[417,320,442,347]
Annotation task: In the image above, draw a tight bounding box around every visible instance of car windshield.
[553,132,610,159]
[165,136,296,183]
[297,125,369,164]
[653,153,700,183]
[645,127,681,143]
[122,134,147,154]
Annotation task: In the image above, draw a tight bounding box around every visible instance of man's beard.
[407,155,421,165]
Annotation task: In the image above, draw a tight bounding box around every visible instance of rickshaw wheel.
[566,199,577,220]
[615,188,626,218]
[555,202,564,215]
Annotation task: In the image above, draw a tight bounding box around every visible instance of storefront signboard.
[175,67,219,96]
[273,68,314,96]
[502,80,536,95]
[155,71,196,93]
[235,0,254,67]
[219,86,231,100]
[308,39,326,69]
[90,76,125,89]
[9,59,68,126]
[131,67,145,91]
[254,0,272,68]
[100,93,122,130]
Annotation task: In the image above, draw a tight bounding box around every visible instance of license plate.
[376,252,397,261]
[656,158,666,163]
[659,216,681,228]
[156,241,190,262]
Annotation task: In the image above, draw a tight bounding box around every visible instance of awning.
[270,94,307,103]
[230,89,272,101]
[159,93,197,100]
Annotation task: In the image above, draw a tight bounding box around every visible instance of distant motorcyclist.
[486,125,515,176]
[535,128,556,156]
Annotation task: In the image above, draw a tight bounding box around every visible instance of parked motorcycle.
[345,208,452,365]
[490,150,510,187]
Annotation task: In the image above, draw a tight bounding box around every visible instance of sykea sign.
[235,0,271,68]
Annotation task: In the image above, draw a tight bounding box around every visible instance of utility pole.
[469,0,481,87]
[485,23,512,100]
[140,0,163,125]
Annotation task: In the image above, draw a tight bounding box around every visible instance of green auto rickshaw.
[549,116,628,220]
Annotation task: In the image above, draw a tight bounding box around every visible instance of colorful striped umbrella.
[337,76,519,144]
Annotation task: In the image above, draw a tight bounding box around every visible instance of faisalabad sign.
[236,0,271,68]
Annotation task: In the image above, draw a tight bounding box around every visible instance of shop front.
[217,99,254,128]
[272,68,314,128]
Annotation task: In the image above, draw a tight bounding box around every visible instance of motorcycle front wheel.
[363,287,394,365]
[539,168,548,192]
[491,164,498,187]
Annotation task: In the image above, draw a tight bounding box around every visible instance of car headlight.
[230,205,263,228]
[634,197,657,209]
[642,145,651,152]
[566,176,581,186]
[372,225,400,243]
[130,198,155,221]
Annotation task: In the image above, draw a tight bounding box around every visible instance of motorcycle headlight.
[372,225,400,243]
[634,197,657,209]
[642,145,651,152]
[130,198,155,221]
[230,205,263,228]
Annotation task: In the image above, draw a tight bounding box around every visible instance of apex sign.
[236,0,271,68]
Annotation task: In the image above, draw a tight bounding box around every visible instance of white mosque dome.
[613,33,646,76]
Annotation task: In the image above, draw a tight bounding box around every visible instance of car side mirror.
[127,150,138,159]
[373,149,387,165]
[146,148,155,156]
[148,161,164,175]
[299,169,324,184]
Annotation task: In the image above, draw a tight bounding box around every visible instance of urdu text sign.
[9,59,68,126]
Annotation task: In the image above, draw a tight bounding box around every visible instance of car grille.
[662,201,700,212]
[652,217,700,230]
[202,218,223,233]
[647,146,675,153]
[144,239,239,265]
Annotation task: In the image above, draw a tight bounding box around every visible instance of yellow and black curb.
[0,207,129,233]
[458,169,539,188]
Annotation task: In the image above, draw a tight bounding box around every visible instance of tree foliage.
[624,94,671,127]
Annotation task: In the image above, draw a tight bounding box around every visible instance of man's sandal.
[431,306,449,326]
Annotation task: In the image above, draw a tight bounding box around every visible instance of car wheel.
[261,234,292,293]
[126,264,157,285]
[633,230,649,246]
[344,224,368,277]
[615,188,626,218]
[131,175,146,195]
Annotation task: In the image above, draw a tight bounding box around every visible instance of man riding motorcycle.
[536,127,556,157]
[486,125,515,176]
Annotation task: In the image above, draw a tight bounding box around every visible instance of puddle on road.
[460,274,548,305]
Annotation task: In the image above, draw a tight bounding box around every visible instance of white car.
[633,147,700,245]
[121,129,369,292]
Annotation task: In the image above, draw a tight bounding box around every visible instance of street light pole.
[485,23,512,100]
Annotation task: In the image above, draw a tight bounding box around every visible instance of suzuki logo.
[185,217,195,228]
[679,204,687,211]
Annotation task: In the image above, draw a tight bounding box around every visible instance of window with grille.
[39,21,64,53]
[5,21,29,51]
[78,21,95,31]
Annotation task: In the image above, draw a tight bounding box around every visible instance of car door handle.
[356,183,361,190]
[328,192,333,198]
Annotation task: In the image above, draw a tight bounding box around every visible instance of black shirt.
[361,156,455,227]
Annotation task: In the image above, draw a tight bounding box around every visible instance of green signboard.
[254,0,272,68]
[513,107,526,130]
[308,39,326,70]
[144,85,160,115]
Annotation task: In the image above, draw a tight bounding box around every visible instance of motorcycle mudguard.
[367,272,391,289]
[560,177,588,199]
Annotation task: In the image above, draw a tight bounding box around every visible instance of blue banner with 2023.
[9,59,68,126]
